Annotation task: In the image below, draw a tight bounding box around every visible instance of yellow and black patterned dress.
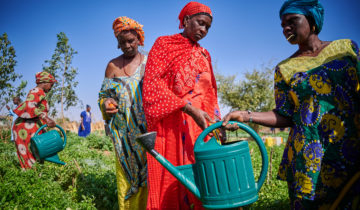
[275,39,360,209]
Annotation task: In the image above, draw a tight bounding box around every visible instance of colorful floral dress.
[13,87,49,169]
[275,39,360,209]
[98,56,148,209]
[143,34,221,210]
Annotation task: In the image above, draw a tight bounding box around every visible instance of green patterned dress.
[275,39,360,209]
[98,56,148,200]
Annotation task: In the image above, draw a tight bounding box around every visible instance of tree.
[216,64,275,131]
[42,32,80,121]
[0,33,27,112]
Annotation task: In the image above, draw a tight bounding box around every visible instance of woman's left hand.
[44,117,56,128]
[183,104,215,130]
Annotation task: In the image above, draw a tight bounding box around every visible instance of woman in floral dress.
[13,71,56,169]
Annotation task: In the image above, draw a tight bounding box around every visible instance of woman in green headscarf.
[223,0,360,209]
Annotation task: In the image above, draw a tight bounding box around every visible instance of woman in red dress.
[143,2,221,209]
[13,71,56,169]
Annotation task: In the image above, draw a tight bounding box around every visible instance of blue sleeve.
[8,109,15,116]
[273,66,294,118]
[80,111,85,118]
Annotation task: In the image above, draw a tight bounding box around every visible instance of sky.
[1,0,359,122]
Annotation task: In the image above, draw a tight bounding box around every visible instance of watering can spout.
[136,132,200,198]
[45,154,66,165]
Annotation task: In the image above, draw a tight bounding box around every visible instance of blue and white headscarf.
[279,0,324,34]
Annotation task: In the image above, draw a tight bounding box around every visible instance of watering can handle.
[195,121,269,192]
[34,124,67,148]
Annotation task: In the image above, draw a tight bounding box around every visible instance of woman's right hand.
[104,98,118,114]
[183,104,214,130]
[222,111,249,131]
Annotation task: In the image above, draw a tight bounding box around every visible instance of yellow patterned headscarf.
[112,16,144,46]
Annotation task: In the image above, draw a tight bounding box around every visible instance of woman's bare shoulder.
[105,56,122,78]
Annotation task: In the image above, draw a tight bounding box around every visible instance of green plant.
[1,128,290,209]
[0,130,116,209]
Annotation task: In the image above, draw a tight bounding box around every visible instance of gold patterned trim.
[278,39,357,84]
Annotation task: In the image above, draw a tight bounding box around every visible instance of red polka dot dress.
[143,34,221,209]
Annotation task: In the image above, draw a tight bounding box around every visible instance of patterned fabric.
[35,71,57,84]
[115,155,148,210]
[113,17,145,46]
[98,56,147,199]
[78,111,91,137]
[143,33,221,209]
[13,87,49,168]
[178,1,212,29]
[275,39,360,208]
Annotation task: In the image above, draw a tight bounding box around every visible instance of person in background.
[13,71,56,169]
[78,105,92,137]
[142,2,221,209]
[223,0,360,209]
[6,96,22,142]
[98,16,148,209]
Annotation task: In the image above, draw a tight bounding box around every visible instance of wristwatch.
[247,110,253,123]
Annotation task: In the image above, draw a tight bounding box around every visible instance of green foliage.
[246,141,289,209]
[0,131,116,209]
[0,33,27,112]
[42,32,80,118]
[1,128,290,209]
[86,133,114,151]
[216,64,275,112]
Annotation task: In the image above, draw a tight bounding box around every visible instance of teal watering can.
[30,124,67,165]
[136,121,268,209]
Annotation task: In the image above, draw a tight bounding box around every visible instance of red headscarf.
[178,1,212,29]
[35,71,57,84]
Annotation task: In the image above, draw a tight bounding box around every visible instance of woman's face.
[281,13,312,44]
[42,82,54,93]
[117,30,139,57]
[183,14,212,42]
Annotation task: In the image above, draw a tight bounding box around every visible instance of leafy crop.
[1,129,290,209]
[0,131,116,209]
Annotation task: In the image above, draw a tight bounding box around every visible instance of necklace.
[122,53,142,77]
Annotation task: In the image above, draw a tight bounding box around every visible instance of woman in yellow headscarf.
[98,16,147,210]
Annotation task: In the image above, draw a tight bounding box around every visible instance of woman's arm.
[222,110,293,130]
[98,63,119,120]
[142,37,187,129]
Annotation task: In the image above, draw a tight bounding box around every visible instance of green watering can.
[30,124,67,165]
[136,121,268,209]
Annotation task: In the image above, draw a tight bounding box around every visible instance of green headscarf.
[279,0,324,34]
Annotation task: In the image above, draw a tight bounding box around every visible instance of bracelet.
[247,110,253,123]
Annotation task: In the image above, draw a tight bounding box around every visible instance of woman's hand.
[6,105,10,110]
[44,116,56,128]
[222,111,249,131]
[104,98,118,114]
[183,104,215,130]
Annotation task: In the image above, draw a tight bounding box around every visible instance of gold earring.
[312,26,316,32]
